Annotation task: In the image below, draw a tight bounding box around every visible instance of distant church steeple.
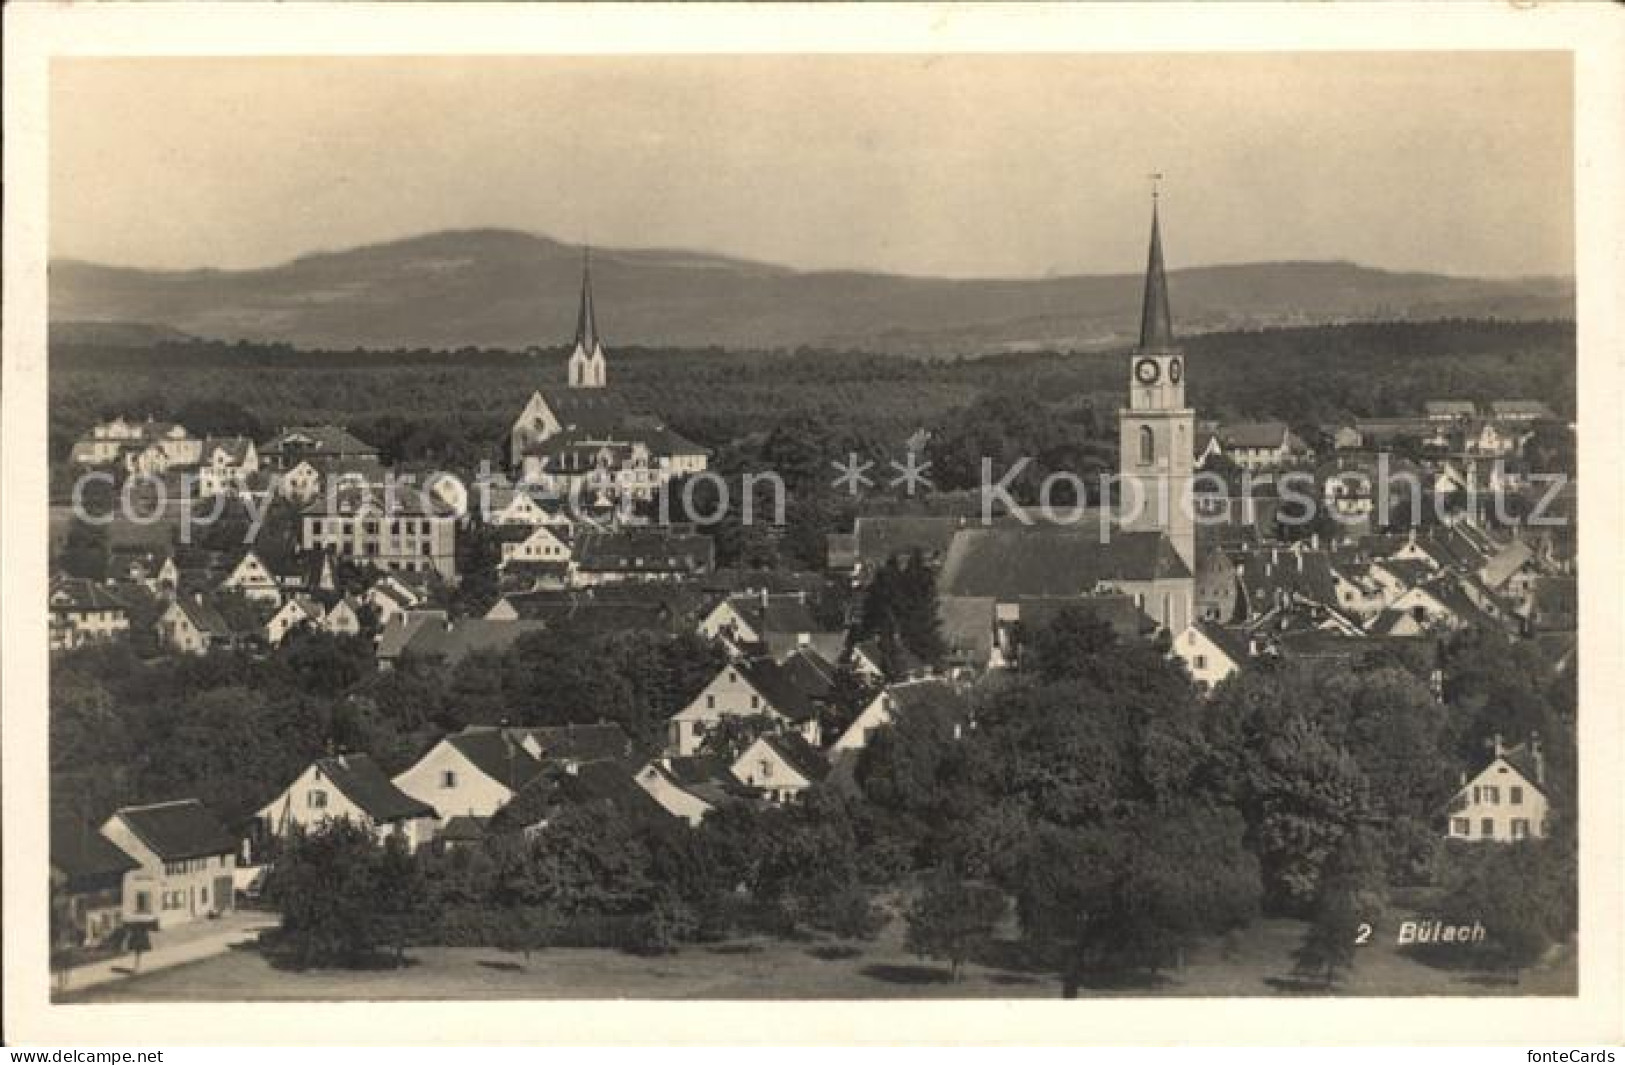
[568,247,608,388]
[1138,184,1175,351]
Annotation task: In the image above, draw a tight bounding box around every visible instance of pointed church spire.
[575,246,599,353]
[1138,186,1175,351]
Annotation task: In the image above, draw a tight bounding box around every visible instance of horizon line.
[48,226,1578,286]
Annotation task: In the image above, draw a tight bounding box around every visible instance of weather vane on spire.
[1148,172,1164,201]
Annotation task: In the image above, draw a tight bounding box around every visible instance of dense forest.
[50,318,1576,478]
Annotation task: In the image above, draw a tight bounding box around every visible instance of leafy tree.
[905,869,1008,980]
[695,712,784,765]
[59,520,111,580]
[1292,829,1386,988]
[263,819,412,969]
[1244,715,1369,913]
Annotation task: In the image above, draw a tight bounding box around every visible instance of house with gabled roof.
[698,591,844,660]
[258,752,439,852]
[52,814,140,948]
[1196,421,1307,472]
[1446,737,1549,843]
[260,424,379,471]
[831,677,971,759]
[319,595,365,637]
[1169,620,1254,693]
[156,594,240,655]
[497,523,572,573]
[264,594,325,647]
[668,657,825,756]
[196,436,260,498]
[366,573,429,628]
[731,733,831,805]
[509,722,636,769]
[493,759,678,836]
[634,755,747,826]
[220,550,284,606]
[393,727,547,826]
[99,799,237,929]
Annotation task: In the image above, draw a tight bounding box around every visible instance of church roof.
[1138,200,1176,351]
[938,527,1190,599]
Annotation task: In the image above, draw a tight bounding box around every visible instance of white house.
[633,756,742,827]
[697,592,826,657]
[667,658,823,757]
[264,595,325,647]
[1446,739,1549,843]
[156,596,236,655]
[499,524,572,570]
[220,551,283,606]
[1168,621,1252,693]
[731,733,831,805]
[366,574,429,628]
[393,727,545,825]
[258,753,439,852]
[321,596,365,637]
[195,437,260,498]
[99,800,237,930]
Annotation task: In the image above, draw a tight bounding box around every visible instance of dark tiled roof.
[114,799,236,861]
[498,759,674,832]
[174,595,234,637]
[52,814,139,889]
[401,619,550,665]
[494,592,680,632]
[1214,421,1294,450]
[938,528,1190,598]
[445,728,547,792]
[1194,620,1254,666]
[540,390,632,435]
[49,576,129,613]
[263,425,378,458]
[725,594,821,638]
[735,657,824,723]
[518,723,634,764]
[756,733,831,784]
[853,516,969,566]
[574,530,714,575]
[774,647,838,699]
[315,754,437,824]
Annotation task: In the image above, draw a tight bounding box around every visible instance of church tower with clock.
[1118,194,1196,574]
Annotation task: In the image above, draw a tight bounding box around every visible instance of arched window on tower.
[1139,425,1156,466]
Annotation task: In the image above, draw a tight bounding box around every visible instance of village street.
[53,909,279,997]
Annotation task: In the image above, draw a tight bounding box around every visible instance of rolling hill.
[48,230,1574,355]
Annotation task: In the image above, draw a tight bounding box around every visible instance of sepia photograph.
[4,1,1623,1049]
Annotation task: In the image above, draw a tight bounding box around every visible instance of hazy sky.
[51,53,1572,278]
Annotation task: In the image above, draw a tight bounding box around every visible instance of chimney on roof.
[1492,733,1505,758]
[1530,733,1546,785]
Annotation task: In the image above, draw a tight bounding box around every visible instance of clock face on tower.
[1134,358,1161,385]
[1169,358,1183,384]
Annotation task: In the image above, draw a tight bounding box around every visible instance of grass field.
[61,907,1575,1003]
